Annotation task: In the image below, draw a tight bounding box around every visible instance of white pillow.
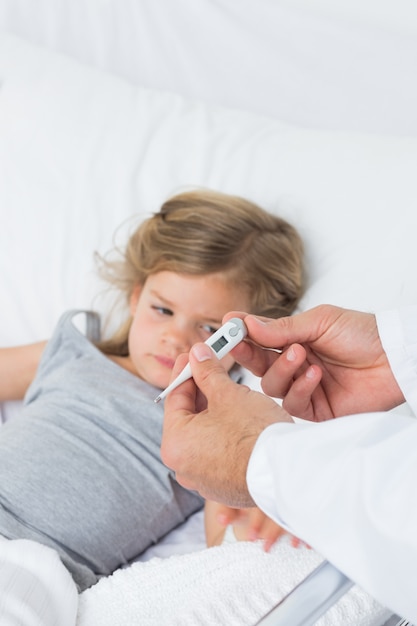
[1,0,417,135]
[0,33,416,351]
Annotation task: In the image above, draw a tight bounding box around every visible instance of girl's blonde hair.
[96,189,305,355]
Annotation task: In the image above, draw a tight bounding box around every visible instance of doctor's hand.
[226,304,405,421]
[161,344,293,508]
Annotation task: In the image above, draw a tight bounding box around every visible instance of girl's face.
[118,271,251,390]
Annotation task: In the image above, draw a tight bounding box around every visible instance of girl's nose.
[162,322,191,352]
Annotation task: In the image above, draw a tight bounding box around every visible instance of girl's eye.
[201,324,218,336]
[152,306,173,316]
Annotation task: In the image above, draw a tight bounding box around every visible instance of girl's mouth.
[154,354,176,370]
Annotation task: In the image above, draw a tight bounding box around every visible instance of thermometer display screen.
[211,335,228,353]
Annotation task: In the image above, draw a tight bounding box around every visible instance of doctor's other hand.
[227,304,405,421]
[161,344,293,508]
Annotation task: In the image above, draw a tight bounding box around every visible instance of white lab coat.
[247,306,417,622]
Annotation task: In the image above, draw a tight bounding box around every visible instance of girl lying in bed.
[0,189,304,625]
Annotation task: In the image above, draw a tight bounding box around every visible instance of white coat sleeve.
[246,305,417,622]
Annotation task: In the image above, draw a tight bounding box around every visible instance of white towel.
[77,538,391,626]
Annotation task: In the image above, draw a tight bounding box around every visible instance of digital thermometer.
[154,317,247,403]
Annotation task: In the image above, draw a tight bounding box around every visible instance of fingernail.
[191,343,212,362]
[286,346,296,361]
[306,366,316,379]
[251,316,267,325]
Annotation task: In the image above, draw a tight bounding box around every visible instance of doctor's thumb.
[189,343,230,391]
[190,343,215,364]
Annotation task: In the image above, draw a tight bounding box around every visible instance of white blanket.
[77,538,391,626]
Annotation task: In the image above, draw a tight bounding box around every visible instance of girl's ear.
[129,283,142,314]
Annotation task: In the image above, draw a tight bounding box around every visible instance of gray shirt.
[0,310,203,590]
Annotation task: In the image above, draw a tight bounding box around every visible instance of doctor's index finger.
[243,309,325,350]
